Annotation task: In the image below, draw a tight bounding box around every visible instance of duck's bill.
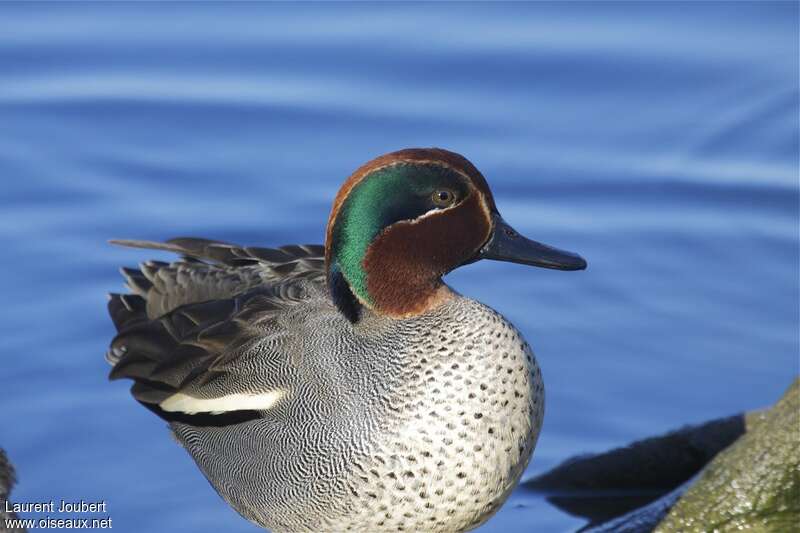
[478,214,587,271]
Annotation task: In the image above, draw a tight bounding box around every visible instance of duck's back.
[107,238,544,532]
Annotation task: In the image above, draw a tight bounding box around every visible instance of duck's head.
[325,148,586,322]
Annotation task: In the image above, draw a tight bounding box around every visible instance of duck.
[106,148,586,532]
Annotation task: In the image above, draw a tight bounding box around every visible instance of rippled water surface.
[1,3,797,532]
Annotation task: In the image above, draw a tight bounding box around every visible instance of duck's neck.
[328,260,453,322]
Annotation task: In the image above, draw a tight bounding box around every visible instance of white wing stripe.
[159,390,285,414]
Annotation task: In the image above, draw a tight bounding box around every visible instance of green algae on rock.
[656,379,800,532]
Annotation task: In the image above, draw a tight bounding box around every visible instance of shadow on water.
[522,414,747,530]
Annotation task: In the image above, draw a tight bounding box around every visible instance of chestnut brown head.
[325,148,585,322]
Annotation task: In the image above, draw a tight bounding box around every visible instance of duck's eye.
[431,189,456,207]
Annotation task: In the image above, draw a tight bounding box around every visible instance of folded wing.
[106,237,325,425]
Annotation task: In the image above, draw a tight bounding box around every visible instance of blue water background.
[1,3,797,532]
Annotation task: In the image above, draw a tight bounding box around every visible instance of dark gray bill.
[478,214,587,271]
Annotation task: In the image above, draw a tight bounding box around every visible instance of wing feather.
[106,238,326,422]
[110,238,324,318]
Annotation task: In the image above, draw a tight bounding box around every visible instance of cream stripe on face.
[159,390,285,414]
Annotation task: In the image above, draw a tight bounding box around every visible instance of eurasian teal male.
[106,148,586,532]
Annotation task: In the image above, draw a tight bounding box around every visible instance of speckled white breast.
[335,297,545,532]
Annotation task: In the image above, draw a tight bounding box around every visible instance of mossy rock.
[523,413,748,527]
[0,449,15,501]
[1,448,26,533]
[655,379,800,532]
[524,379,798,532]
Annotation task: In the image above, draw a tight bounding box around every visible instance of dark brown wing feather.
[111,238,323,318]
[106,238,324,409]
